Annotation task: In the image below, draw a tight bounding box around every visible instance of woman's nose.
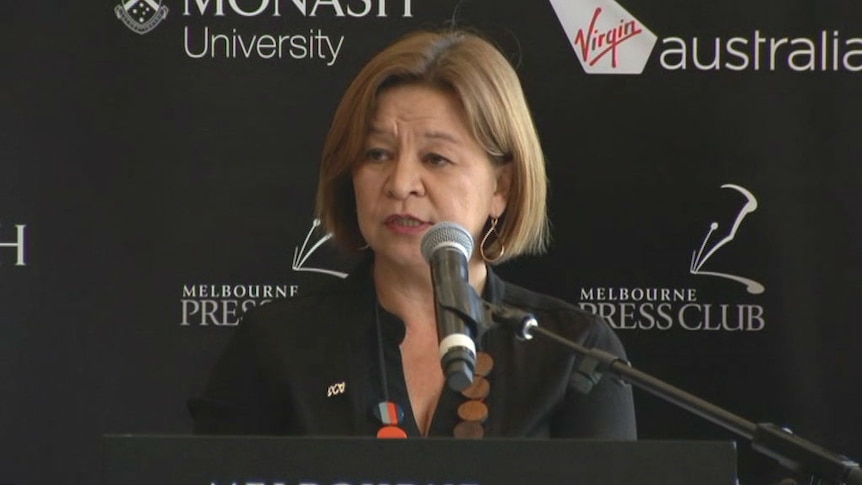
[385,156,425,199]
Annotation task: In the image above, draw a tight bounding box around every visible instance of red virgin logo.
[550,0,657,74]
[574,8,644,68]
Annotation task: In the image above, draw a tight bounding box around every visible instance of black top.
[189,260,637,439]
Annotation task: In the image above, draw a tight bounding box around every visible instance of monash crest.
[116,0,169,34]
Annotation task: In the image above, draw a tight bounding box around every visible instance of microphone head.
[420,222,474,262]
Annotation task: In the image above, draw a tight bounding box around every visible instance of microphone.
[421,222,480,392]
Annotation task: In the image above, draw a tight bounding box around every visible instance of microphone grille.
[420,222,474,262]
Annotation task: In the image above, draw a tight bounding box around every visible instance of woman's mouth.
[384,215,431,232]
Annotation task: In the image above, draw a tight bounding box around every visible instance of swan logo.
[549,0,657,74]
[115,0,169,34]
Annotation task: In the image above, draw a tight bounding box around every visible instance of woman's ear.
[491,163,513,217]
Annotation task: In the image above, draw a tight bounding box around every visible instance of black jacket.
[189,261,637,439]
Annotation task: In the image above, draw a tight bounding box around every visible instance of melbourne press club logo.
[0,223,27,267]
[579,184,766,332]
[115,0,169,34]
[180,219,348,326]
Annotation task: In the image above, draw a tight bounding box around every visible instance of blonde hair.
[316,29,549,262]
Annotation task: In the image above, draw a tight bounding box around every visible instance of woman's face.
[352,84,509,271]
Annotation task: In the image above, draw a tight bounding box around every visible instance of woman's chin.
[372,248,427,271]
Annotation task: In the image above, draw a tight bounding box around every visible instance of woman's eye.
[365,148,389,161]
[425,153,451,166]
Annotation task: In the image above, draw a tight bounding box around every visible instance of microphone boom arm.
[491,305,862,485]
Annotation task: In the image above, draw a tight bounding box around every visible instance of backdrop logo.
[0,223,27,266]
[181,250,305,326]
[179,219,349,326]
[690,184,764,294]
[179,0,414,64]
[549,0,657,74]
[578,184,765,332]
[117,0,416,64]
[551,1,862,73]
[180,284,298,326]
[292,218,348,279]
[115,0,169,34]
[182,0,414,17]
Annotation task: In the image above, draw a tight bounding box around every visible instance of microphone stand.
[483,303,862,485]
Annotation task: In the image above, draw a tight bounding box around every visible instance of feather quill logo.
[292,219,349,279]
[690,184,765,294]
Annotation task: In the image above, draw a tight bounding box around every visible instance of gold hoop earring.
[480,217,505,263]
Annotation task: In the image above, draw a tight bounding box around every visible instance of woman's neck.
[372,256,488,326]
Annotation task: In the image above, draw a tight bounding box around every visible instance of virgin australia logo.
[690,184,765,294]
[549,0,657,74]
[115,0,169,34]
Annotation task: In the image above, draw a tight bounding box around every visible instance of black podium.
[101,435,737,485]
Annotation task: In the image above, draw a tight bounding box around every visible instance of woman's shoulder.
[239,269,373,338]
[498,279,623,351]
[500,280,598,323]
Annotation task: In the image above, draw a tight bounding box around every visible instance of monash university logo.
[115,0,169,34]
[549,0,657,74]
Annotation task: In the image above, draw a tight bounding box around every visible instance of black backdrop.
[2,1,861,484]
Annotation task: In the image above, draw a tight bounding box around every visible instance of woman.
[190,29,636,439]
